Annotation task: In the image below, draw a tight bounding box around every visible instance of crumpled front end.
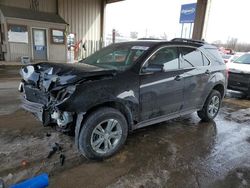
[19,62,116,131]
[19,64,79,131]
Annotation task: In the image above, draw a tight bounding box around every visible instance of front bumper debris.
[21,96,44,122]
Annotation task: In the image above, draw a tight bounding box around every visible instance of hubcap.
[208,96,220,117]
[91,119,122,154]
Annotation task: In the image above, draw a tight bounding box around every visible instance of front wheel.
[78,107,128,160]
[197,90,222,122]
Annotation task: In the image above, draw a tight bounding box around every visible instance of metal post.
[184,27,187,38]
[189,23,193,38]
[112,29,115,43]
[181,23,184,38]
[192,0,208,40]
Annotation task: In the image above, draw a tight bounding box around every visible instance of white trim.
[140,77,173,88]
[31,27,49,61]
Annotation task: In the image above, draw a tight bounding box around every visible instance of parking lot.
[1,65,250,188]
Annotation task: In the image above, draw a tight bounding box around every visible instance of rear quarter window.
[204,48,224,64]
[180,47,209,68]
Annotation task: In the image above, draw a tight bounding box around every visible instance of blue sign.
[179,3,197,23]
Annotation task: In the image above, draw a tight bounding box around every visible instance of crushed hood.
[20,62,117,91]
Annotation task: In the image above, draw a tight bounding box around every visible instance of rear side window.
[205,48,224,64]
[202,54,210,66]
[180,47,210,68]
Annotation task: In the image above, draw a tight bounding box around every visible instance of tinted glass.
[148,47,179,70]
[205,48,224,63]
[202,54,210,66]
[180,47,203,68]
[234,54,250,64]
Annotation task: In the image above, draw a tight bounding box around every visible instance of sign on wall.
[51,29,65,44]
[8,24,28,43]
[179,3,197,23]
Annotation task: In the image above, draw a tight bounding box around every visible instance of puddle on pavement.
[1,71,250,187]
[49,107,250,188]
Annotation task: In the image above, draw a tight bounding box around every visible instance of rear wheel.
[197,90,222,122]
[78,107,128,160]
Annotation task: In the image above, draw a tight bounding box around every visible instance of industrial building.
[0,0,120,63]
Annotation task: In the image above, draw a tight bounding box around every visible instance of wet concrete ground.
[0,66,250,188]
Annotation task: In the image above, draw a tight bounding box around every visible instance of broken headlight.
[56,85,76,103]
[20,65,35,82]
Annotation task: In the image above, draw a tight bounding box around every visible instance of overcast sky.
[105,0,250,43]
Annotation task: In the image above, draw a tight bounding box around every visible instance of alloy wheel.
[208,95,220,117]
[90,119,122,154]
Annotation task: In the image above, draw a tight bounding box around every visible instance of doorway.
[32,28,47,61]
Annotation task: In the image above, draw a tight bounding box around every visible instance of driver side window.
[147,47,179,71]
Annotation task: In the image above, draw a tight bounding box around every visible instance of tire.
[78,107,128,160]
[242,92,249,99]
[197,90,222,122]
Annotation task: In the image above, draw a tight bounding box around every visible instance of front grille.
[228,72,250,89]
[228,72,250,82]
[24,85,49,105]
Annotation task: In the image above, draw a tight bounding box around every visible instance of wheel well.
[82,101,133,131]
[213,84,224,97]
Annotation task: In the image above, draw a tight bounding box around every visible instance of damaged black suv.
[19,38,227,160]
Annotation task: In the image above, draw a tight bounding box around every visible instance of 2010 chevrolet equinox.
[19,38,227,160]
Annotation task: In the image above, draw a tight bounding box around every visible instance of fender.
[74,100,134,150]
[200,71,226,108]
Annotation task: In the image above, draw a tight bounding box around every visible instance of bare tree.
[212,39,250,52]
[130,31,138,39]
[115,30,122,37]
[160,32,168,40]
[235,43,250,52]
[212,40,222,46]
[226,37,238,49]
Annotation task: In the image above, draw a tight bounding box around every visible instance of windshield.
[234,54,250,64]
[79,43,149,71]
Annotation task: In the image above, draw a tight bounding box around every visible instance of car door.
[179,47,211,111]
[139,46,184,121]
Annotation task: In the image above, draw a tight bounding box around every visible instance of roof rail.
[137,38,162,41]
[171,38,207,45]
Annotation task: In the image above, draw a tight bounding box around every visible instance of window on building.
[8,24,28,43]
[51,29,65,44]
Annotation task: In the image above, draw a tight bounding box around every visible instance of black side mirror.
[142,64,164,73]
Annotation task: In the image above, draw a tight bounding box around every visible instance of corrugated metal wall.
[0,0,105,60]
[58,0,103,58]
[0,0,57,13]
[9,43,29,61]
